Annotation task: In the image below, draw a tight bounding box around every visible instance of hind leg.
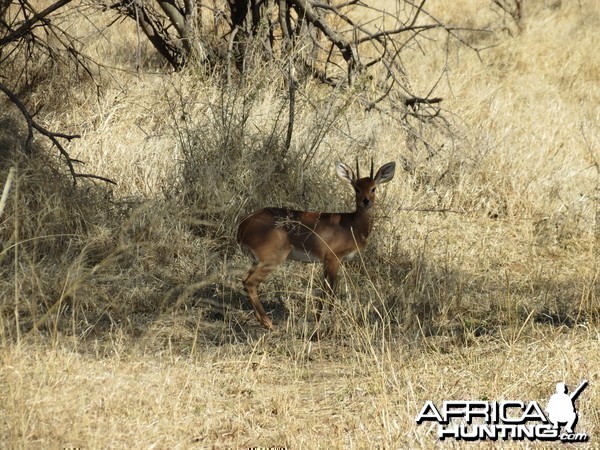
[239,225,291,330]
[242,261,280,330]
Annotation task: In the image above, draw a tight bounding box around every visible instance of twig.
[73,173,118,185]
[0,167,16,219]
[404,96,443,108]
[284,58,296,155]
[398,206,468,215]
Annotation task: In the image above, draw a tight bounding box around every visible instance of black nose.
[362,198,371,206]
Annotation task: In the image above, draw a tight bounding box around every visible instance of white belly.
[288,246,321,262]
[288,247,358,262]
[344,250,357,260]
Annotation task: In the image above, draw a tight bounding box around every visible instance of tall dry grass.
[0,0,598,447]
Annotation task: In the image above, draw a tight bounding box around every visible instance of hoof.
[261,320,276,331]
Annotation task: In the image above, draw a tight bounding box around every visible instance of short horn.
[355,157,360,179]
[370,158,374,179]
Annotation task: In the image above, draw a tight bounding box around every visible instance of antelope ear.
[374,162,396,184]
[335,161,356,185]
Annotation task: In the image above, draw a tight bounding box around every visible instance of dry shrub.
[0,110,112,340]
[0,111,228,343]
[1,0,598,352]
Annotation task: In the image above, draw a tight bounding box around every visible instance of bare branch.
[311,0,361,9]
[355,23,442,45]
[0,81,116,185]
[290,0,359,78]
[404,96,443,107]
[0,80,34,150]
[0,0,73,47]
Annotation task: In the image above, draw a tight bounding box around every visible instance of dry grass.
[0,0,599,448]
[1,328,598,448]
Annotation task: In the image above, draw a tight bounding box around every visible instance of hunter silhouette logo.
[416,380,589,443]
[546,380,588,435]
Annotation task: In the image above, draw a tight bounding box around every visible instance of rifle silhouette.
[569,380,588,401]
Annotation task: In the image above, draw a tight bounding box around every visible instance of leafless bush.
[0,1,115,183]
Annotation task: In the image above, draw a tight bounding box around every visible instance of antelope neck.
[347,206,373,237]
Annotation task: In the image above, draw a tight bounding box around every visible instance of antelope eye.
[371,187,376,193]
[354,186,360,193]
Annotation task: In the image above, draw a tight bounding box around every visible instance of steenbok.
[237,160,396,330]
